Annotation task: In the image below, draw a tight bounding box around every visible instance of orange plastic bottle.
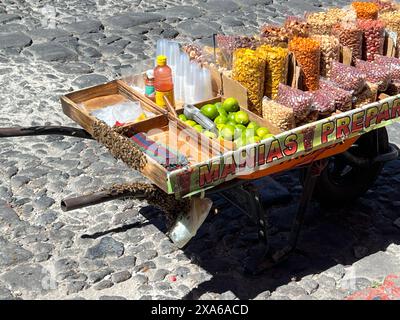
[154,55,175,108]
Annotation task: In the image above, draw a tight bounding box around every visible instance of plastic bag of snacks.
[276,83,314,123]
[379,10,400,33]
[306,11,341,35]
[232,48,266,115]
[357,19,385,62]
[216,34,259,69]
[374,55,400,81]
[372,0,397,12]
[288,37,320,91]
[256,45,289,99]
[320,78,353,112]
[386,82,400,95]
[312,89,336,116]
[352,1,379,19]
[354,59,391,91]
[284,16,310,40]
[329,61,366,94]
[353,82,378,108]
[260,24,288,47]
[262,98,296,131]
[311,35,340,77]
[332,22,363,62]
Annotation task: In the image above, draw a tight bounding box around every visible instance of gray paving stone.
[159,6,203,19]
[0,32,32,50]
[24,42,77,61]
[53,62,93,75]
[110,255,137,270]
[104,13,164,29]
[176,21,220,39]
[0,14,21,24]
[111,270,132,283]
[85,237,124,260]
[0,237,33,267]
[71,74,109,89]
[93,279,114,291]
[63,20,103,34]
[27,28,72,41]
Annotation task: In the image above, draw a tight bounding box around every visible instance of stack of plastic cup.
[174,52,190,102]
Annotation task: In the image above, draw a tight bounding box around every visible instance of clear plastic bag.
[353,82,378,108]
[288,37,321,91]
[306,11,341,35]
[260,24,288,47]
[352,2,379,19]
[329,61,366,94]
[358,19,385,62]
[332,22,363,62]
[355,59,391,91]
[375,54,400,81]
[284,16,310,40]
[312,89,336,116]
[276,83,314,122]
[262,98,296,131]
[379,10,400,33]
[232,48,266,115]
[256,45,289,99]
[311,35,340,77]
[320,78,353,112]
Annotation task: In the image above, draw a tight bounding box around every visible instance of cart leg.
[244,159,328,275]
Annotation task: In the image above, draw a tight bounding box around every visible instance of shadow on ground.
[139,158,400,300]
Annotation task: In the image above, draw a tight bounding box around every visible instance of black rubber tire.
[299,128,389,205]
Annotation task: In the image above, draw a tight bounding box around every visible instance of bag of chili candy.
[276,83,314,124]
[374,55,400,82]
[329,61,366,94]
[354,59,391,91]
[311,89,336,117]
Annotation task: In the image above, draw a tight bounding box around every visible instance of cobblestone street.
[1,0,400,300]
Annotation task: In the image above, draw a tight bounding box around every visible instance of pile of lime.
[178,97,273,148]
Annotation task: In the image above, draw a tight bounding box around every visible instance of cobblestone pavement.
[1,0,400,300]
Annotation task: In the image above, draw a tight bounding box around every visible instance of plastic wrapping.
[352,2,379,19]
[216,34,259,69]
[312,89,336,116]
[379,10,400,33]
[232,48,266,115]
[355,59,391,91]
[256,45,289,99]
[358,19,385,61]
[353,82,378,108]
[386,81,400,95]
[311,35,340,77]
[320,78,353,112]
[288,37,321,91]
[260,24,288,47]
[276,83,314,122]
[372,0,397,12]
[375,54,400,81]
[262,98,296,131]
[332,22,363,62]
[284,16,310,40]
[329,61,366,93]
[306,11,341,35]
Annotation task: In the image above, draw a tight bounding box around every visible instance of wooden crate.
[60,79,165,135]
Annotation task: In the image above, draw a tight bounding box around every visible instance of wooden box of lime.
[176,97,277,150]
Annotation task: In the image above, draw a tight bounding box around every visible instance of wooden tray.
[176,97,282,151]
[60,80,165,135]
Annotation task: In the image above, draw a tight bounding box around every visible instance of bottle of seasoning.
[144,69,155,101]
[154,55,175,108]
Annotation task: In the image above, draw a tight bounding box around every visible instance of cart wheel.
[299,128,389,205]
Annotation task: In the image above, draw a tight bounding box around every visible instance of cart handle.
[0,126,94,139]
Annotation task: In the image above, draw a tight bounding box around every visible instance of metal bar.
[0,126,94,139]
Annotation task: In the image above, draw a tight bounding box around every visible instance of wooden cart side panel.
[64,81,119,104]
[60,96,96,134]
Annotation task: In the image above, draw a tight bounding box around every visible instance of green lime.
[234,124,246,139]
[220,124,235,141]
[193,124,203,133]
[200,104,219,120]
[214,114,228,125]
[226,120,237,127]
[215,102,222,109]
[244,128,257,138]
[247,121,259,130]
[256,127,270,138]
[235,110,250,125]
[234,136,247,148]
[203,130,217,139]
[216,104,228,117]
[227,112,236,122]
[178,114,187,121]
[263,133,275,139]
[185,120,197,127]
[246,135,261,144]
[222,97,239,113]
[216,123,225,131]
